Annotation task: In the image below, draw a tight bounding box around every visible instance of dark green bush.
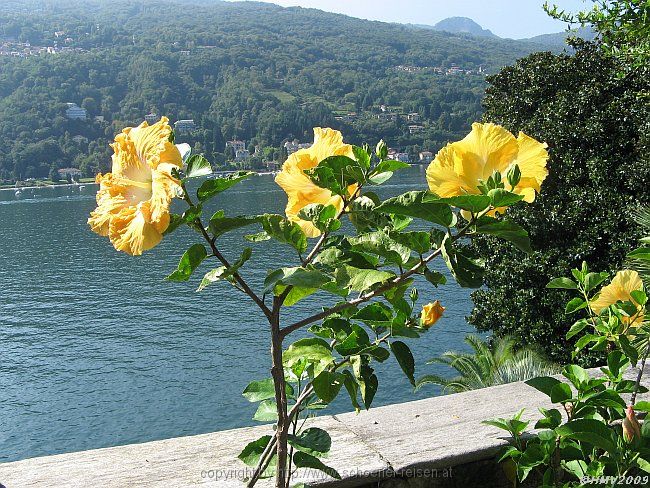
[469,41,650,364]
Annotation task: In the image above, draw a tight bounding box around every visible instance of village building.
[57,168,83,180]
[65,103,87,120]
[174,119,196,133]
[226,140,246,153]
[145,113,159,125]
[419,151,434,163]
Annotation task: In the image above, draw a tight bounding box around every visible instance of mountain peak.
[431,17,497,38]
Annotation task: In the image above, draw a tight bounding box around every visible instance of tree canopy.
[0,0,557,181]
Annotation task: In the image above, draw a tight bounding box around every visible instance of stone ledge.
[1,368,648,488]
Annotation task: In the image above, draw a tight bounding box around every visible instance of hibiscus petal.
[108,202,163,256]
[513,132,549,197]
[87,174,128,236]
[459,122,518,179]
[150,162,180,229]
[590,270,644,325]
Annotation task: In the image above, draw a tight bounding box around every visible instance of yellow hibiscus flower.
[275,127,356,238]
[426,122,549,216]
[88,116,183,256]
[421,301,445,329]
[590,270,645,326]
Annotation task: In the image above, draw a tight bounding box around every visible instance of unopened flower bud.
[420,301,445,329]
[375,140,388,160]
[623,405,641,443]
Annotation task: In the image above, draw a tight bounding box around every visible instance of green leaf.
[584,272,609,293]
[184,154,212,178]
[437,194,491,213]
[197,247,251,291]
[264,266,331,294]
[368,171,393,185]
[287,428,332,456]
[535,408,562,429]
[253,399,278,422]
[619,335,639,364]
[348,231,412,265]
[297,204,340,233]
[474,218,532,253]
[312,371,344,403]
[389,231,432,255]
[375,191,454,227]
[165,244,208,282]
[633,401,650,412]
[628,246,650,261]
[550,383,573,403]
[292,452,341,480]
[341,370,361,411]
[373,159,410,173]
[244,231,272,242]
[390,341,416,386]
[239,435,272,466]
[352,303,393,328]
[562,365,589,389]
[526,376,562,397]
[487,189,524,208]
[334,327,371,356]
[283,338,334,377]
[209,214,258,239]
[423,269,447,287]
[441,238,484,288]
[353,359,378,409]
[565,297,587,314]
[196,171,253,201]
[566,319,589,340]
[547,277,578,290]
[352,145,371,170]
[563,460,588,480]
[257,214,307,253]
[335,265,394,292]
[305,155,360,195]
[555,419,617,454]
[242,379,277,403]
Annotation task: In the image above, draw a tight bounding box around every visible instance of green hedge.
[469,41,650,364]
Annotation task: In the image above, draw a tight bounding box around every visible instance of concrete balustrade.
[1,367,648,488]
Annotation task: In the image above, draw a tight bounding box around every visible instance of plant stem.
[270,296,290,488]
[631,337,650,406]
[280,217,477,338]
[180,182,273,319]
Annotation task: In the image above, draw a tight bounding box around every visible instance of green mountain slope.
[0,0,553,180]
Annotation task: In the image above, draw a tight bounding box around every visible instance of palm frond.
[417,334,559,394]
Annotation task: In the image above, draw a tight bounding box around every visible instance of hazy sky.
[229,0,590,39]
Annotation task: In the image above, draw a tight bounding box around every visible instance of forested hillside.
[0,0,558,181]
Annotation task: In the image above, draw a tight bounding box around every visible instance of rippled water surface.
[0,168,475,462]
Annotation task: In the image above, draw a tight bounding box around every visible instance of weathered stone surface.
[1,368,648,487]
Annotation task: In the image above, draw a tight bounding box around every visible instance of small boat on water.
[14,190,22,197]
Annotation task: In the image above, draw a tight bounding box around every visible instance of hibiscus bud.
[507,164,522,188]
[623,405,641,443]
[376,139,388,160]
[420,301,445,329]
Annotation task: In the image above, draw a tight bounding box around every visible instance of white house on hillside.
[226,140,246,152]
[65,103,87,120]
[145,113,159,125]
[174,119,196,134]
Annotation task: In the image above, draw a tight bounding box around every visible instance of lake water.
[0,167,475,463]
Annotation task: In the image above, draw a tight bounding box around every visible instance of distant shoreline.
[0,182,99,192]
[0,171,281,193]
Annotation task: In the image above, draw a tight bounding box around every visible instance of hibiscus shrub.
[486,258,650,486]
[89,119,549,488]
